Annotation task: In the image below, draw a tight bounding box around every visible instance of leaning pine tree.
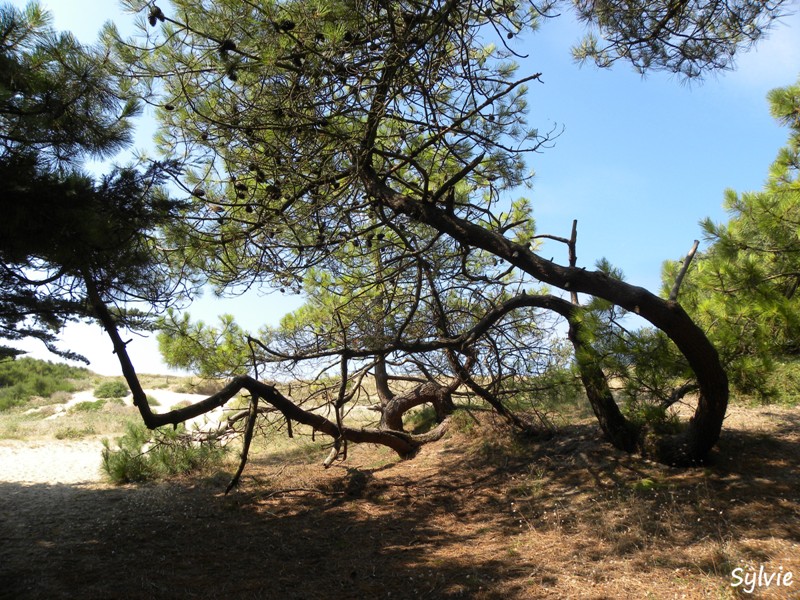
[90,0,787,472]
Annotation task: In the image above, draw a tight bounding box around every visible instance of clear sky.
[7,0,800,375]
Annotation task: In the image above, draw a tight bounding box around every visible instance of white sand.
[1,388,232,485]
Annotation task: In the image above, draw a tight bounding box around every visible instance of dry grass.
[1,400,799,599]
[0,373,225,442]
[0,401,140,441]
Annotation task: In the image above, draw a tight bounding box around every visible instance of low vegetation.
[0,397,136,441]
[0,359,211,441]
[0,358,91,411]
[93,380,130,399]
[101,422,230,484]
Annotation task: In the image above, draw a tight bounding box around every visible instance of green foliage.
[576,285,693,408]
[406,405,438,433]
[503,363,585,416]
[99,0,781,454]
[740,359,800,407]
[55,426,96,440]
[771,360,800,406]
[623,401,682,435]
[157,311,251,378]
[93,380,130,399]
[101,422,152,483]
[629,477,666,494]
[0,3,189,361]
[0,357,89,411]
[450,409,479,434]
[101,422,229,484]
[71,399,107,412]
[571,0,786,78]
[664,78,800,400]
[113,0,569,398]
[0,3,138,165]
[578,291,689,430]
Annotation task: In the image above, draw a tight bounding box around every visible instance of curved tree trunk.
[366,170,729,465]
[567,321,640,452]
[373,353,398,427]
[380,380,455,431]
[82,272,441,461]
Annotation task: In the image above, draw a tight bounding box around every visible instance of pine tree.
[0,2,182,361]
[665,77,800,397]
[104,0,786,464]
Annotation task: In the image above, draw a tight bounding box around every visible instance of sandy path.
[0,389,224,486]
[0,439,105,485]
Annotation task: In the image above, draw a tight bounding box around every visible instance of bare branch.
[669,240,700,302]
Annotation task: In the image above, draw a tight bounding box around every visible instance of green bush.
[94,380,130,399]
[102,422,228,484]
[71,399,106,412]
[755,358,800,406]
[450,409,479,434]
[406,405,438,433]
[55,426,96,440]
[0,358,90,411]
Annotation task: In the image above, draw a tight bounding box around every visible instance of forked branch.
[82,270,450,482]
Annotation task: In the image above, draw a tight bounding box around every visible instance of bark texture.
[363,169,729,465]
[380,380,456,431]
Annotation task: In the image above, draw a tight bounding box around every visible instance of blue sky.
[8,0,800,375]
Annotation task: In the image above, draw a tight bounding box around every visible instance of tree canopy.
[1,0,788,476]
[80,0,793,469]
[0,2,185,361]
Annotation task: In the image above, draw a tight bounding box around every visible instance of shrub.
[49,390,73,404]
[176,378,225,396]
[624,401,682,435]
[762,359,800,406]
[407,405,437,433]
[102,422,228,484]
[450,409,479,434]
[37,405,59,417]
[55,426,96,440]
[71,399,106,412]
[102,423,153,483]
[94,380,130,399]
[0,358,89,411]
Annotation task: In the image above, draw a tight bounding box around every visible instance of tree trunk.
[374,353,396,422]
[380,380,455,431]
[567,321,640,452]
[366,170,729,465]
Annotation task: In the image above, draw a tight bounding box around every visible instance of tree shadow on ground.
[1,406,799,600]
[481,417,800,593]
[0,471,541,600]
